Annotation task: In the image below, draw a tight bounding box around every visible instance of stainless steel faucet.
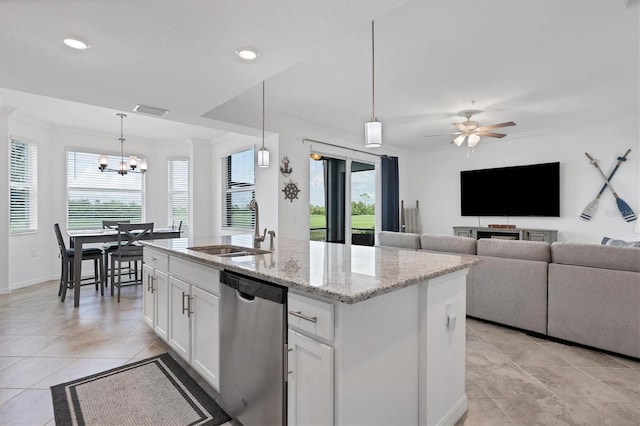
[249,199,267,248]
[268,230,276,251]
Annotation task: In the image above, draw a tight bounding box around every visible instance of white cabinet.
[287,329,334,426]
[168,276,191,361]
[287,292,335,426]
[142,249,169,342]
[166,256,222,390]
[142,264,154,326]
[191,286,220,389]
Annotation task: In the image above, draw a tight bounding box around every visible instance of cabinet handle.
[147,275,155,294]
[187,296,194,318]
[182,292,189,315]
[148,256,157,261]
[289,310,317,323]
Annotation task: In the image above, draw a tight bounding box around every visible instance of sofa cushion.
[477,238,550,262]
[377,231,421,249]
[601,236,640,248]
[420,234,477,255]
[551,242,640,273]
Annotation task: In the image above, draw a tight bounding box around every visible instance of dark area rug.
[51,353,231,426]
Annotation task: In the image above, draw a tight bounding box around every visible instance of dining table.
[66,227,182,307]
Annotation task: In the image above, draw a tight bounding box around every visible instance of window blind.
[169,158,189,229]
[221,149,255,229]
[67,150,144,229]
[10,139,38,233]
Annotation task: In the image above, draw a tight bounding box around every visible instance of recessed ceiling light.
[235,48,259,61]
[63,38,90,50]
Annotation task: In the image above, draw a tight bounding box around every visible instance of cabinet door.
[142,264,154,327]
[287,329,334,426]
[154,270,169,342]
[168,276,191,361]
[191,286,220,390]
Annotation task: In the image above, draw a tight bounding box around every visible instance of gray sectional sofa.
[377,231,640,359]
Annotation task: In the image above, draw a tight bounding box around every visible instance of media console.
[453,226,558,242]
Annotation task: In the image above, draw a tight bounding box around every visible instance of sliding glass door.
[309,153,377,246]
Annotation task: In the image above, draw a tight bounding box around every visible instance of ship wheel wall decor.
[282,179,300,202]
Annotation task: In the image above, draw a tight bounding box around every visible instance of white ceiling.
[0,0,637,148]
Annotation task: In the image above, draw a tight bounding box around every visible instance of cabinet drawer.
[170,256,221,295]
[144,248,169,271]
[288,292,334,341]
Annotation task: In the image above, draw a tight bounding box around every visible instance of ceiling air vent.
[133,104,169,117]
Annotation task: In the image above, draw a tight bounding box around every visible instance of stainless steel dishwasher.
[219,270,287,426]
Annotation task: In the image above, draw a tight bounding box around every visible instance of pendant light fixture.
[98,113,147,175]
[257,80,270,168]
[364,20,382,148]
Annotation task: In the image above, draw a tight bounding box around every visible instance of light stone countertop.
[143,235,480,304]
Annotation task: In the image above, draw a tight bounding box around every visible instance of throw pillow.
[601,237,640,247]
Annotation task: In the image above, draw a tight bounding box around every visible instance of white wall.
[270,117,405,240]
[210,133,280,238]
[6,115,192,290]
[8,114,55,289]
[0,109,12,294]
[404,115,640,244]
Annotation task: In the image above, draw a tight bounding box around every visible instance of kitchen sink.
[187,245,270,257]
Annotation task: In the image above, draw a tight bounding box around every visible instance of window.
[67,150,144,229]
[169,158,189,229]
[10,139,38,233]
[221,149,255,229]
[310,152,377,246]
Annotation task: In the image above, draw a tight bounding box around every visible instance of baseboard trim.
[9,275,58,292]
[438,394,468,426]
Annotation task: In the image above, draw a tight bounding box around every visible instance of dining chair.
[111,222,154,302]
[171,219,183,231]
[102,220,131,286]
[54,223,105,302]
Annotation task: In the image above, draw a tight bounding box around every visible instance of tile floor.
[0,281,638,425]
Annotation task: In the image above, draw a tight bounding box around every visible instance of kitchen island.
[142,235,479,426]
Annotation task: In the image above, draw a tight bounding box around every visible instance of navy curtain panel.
[381,155,399,232]
[324,158,346,243]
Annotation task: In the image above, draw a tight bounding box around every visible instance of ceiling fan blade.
[476,121,516,131]
[452,122,467,131]
[475,131,506,138]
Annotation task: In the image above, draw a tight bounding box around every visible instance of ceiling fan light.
[453,134,466,146]
[365,120,382,148]
[468,134,480,147]
[463,121,478,131]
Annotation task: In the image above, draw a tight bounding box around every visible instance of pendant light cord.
[371,20,376,120]
[262,81,265,148]
[118,113,126,165]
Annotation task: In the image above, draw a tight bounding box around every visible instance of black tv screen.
[460,162,560,217]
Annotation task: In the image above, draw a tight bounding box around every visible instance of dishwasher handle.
[220,270,287,304]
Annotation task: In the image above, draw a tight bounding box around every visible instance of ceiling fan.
[451,109,516,147]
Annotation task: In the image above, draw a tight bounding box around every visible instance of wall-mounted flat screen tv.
[460,162,560,217]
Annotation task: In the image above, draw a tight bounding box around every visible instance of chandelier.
[98,113,147,175]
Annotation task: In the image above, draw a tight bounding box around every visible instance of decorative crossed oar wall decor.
[581,149,636,222]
